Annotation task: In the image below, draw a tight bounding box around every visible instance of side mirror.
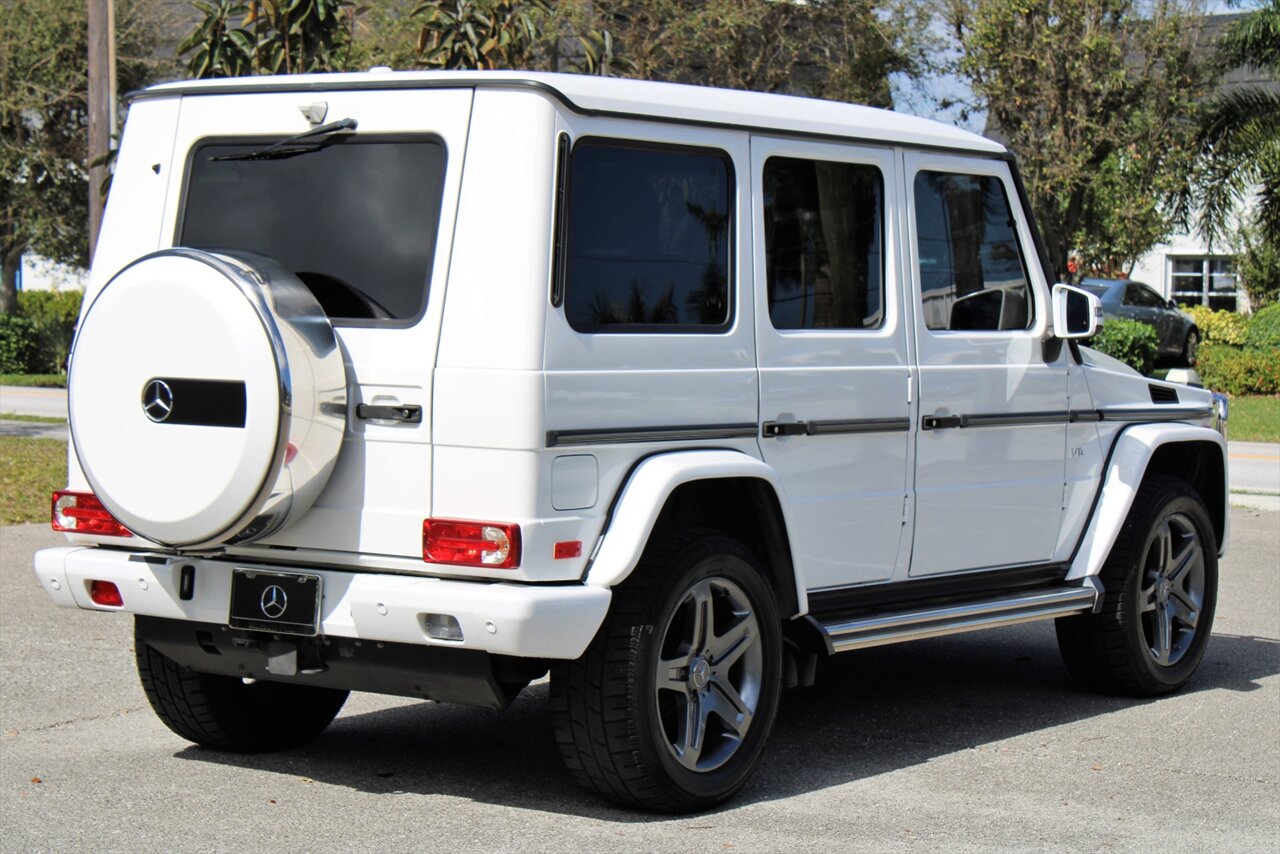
[1051,284,1102,339]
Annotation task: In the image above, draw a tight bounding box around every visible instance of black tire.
[1183,328,1200,366]
[550,529,783,812]
[1056,476,1218,696]
[136,629,348,752]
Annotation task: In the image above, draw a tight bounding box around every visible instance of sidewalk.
[0,385,66,419]
[1228,441,1280,512]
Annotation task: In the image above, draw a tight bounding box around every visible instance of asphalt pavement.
[1,508,1277,852]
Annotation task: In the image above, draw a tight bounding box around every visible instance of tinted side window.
[563,141,732,331]
[181,139,446,323]
[914,172,1032,331]
[1128,284,1164,308]
[763,157,884,330]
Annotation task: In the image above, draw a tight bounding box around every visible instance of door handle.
[356,403,422,423]
[762,421,810,438]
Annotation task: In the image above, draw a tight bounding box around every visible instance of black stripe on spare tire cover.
[141,378,247,428]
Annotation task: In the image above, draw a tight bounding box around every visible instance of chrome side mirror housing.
[1051,284,1103,339]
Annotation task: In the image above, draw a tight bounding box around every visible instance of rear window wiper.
[212,118,358,162]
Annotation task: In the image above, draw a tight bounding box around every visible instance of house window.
[1171,257,1237,312]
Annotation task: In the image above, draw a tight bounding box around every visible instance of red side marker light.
[51,491,132,537]
[554,541,582,560]
[89,580,123,607]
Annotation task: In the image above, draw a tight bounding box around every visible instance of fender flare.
[584,449,806,612]
[1066,422,1228,582]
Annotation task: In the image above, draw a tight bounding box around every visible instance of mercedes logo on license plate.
[260,584,288,619]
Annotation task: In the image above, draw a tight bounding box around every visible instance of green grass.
[0,374,66,387]
[1228,396,1280,443]
[0,413,66,424]
[0,437,65,524]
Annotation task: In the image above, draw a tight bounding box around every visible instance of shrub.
[0,315,38,374]
[1185,304,1248,346]
[17,290,83,374]
[1089,317,1159,375]
[1197,344,1280,396]
[1245,302,1280,352]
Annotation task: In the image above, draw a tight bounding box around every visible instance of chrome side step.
[815,585,1098,654]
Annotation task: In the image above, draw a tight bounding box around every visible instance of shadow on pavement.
[176,624,1279,822]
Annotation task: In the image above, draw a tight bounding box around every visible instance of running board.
[813,585,1098,654]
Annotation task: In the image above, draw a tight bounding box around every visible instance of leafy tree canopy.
[0,0,171,314]
[178,0,362,77]
[948,0,1214,278]
[1179,0,1280,256]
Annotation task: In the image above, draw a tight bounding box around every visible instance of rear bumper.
[33,546,610,660]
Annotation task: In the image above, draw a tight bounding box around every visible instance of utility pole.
[87,0,116,264]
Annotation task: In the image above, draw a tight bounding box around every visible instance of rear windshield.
[179,138,446,324]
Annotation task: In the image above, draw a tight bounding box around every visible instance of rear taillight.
[423,519,521,569]
[51,491,132,537]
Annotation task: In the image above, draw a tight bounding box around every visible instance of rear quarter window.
[561,140,734,333]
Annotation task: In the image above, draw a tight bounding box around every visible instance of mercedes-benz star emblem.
[260,584,288,619]
[141,379,174,423]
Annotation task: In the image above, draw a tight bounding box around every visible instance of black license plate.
[229,569,321,636]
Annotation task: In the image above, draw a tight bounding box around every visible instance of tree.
[947,0,1214,278]
[589,0,928,107]
[409,0,617,74]
[1180,0,1280,251]
[0,0,169,314]
[179,0,362,78]
[345,0,422,71]
[413,0,551,70]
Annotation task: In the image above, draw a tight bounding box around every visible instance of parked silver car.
[1081,277,1200,365]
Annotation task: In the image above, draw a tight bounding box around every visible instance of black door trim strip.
[763,417,911,438]
[922,410,1073,430]
[922,407,1209,431]
[1096,406,1213,423]
[547,423,758,448]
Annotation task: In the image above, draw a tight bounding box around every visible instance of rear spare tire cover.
[69,249,346,549]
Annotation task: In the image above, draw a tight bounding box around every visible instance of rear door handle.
[762,421,810,438]
[356,403,422,423]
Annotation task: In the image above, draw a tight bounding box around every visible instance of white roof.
[144,70,1006,155]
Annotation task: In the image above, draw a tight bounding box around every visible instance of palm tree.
[1186,0,1280,245]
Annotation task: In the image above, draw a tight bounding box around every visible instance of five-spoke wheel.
[654,576,763,773]
[1138,511,1206,667]
[1056,476,1218,696]
[551,530,782,812]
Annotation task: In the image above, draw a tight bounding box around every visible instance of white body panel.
[34,547,609,660]
[751,137,912,589]
[1067,423,1229,581]
[902,151,1068,576]
[585,450,801,602]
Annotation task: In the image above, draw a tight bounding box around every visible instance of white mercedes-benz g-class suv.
[35,70,1229,812]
